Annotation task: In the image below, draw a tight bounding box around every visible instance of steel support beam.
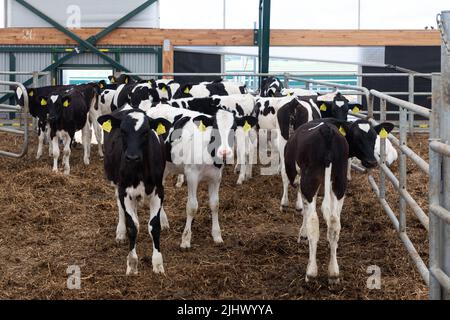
[258,0,271,89]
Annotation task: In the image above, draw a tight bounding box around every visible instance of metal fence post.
[283,72,289,89]
[429,73,443,300]
[367,94,374,120]
[408,74,415,135]
[379,98,387,199]
[31,71,39,132]
[438,10,450,300]
[399,103,408,233]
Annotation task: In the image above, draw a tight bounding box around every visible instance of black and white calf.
[284,119,394,283]
[97,109,170,275]
[15,85,71,159]
[172,79,247,99]
[170,95,258,184]
[260,77,284,97]
[148,105,244,248]
[43,89,91,174]
[284,121,348,283]
[276,97,321,211]
[316,92,350,121]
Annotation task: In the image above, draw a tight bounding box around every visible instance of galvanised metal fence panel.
[0,80,29,158]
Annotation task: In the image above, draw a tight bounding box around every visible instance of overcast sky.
[0,0,448,29]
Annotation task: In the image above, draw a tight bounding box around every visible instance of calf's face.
[98,110,170,164]
[347,120,394,168]
[331,93,349,121]
[44,94,71,122]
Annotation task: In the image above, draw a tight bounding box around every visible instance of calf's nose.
[125,153,140,162]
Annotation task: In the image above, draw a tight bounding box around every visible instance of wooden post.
[162,39,173,79]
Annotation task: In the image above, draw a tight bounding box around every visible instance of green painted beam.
[258,0,271,86]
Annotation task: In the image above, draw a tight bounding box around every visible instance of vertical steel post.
[32,72,39,132]
[283,73,289,89]
[438,10,450,300]
[258,0,271,89]
[399,104,407,233]
[429,73,443,300]
[379,99,387,199]
[367,94,374,119]
[408,74,415,135]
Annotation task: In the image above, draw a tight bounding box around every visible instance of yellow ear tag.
[352,106,360,113]
[288,92,292,96]
[125,78,129,84]
[29,91,34,97]
[156,123,166,135]
[379,127,389,139]
[243,120,251,133]
[63,100,70,108]
[320,103,327,111]
[99,83,104,89]
[339,126,346,137]
[161,87,167,93]
[102,120,112,133]
[198,120,206,132]
[40,98,47,106]
[110,78,115,84]
[184,88,190,94]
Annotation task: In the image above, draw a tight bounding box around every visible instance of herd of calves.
[14,75,398,284]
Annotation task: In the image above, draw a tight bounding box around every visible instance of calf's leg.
[115,188,127,244]
[208,176,223,244]
[119,189,140,275]
[326,192,344,284]
[81,119,91,165]
[148,187,165,274]
[180,171,199,248]
[62,133,72,175]
[279,137,289,212]
[304,195,319,282]
[52,136,60,172]
[36,128,45,159]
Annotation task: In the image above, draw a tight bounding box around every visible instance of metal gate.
[0,71,49,158]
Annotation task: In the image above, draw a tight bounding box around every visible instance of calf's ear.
[97,114,121,133]
[38,96,48,107]
[349,103,363,114]
[235,116,258,128]
[62,96,71,108]
[374,122,395,137]
[108,75,116,84]
[192,115,213,131]
[149,117,172,139]
[98,80,106,89]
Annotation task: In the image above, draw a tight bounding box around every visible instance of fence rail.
[0,80,29,158]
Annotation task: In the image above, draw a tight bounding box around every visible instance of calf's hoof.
[152,252,165,274]
[116,234,127,244]
[305,273,317,283]
[280,205,289,213]
[180,241,191,249]
[328,276,340,285]
[160,219,170,230]
[297,235,308,244]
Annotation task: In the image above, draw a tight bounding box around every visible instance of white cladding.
[6,0,160,28]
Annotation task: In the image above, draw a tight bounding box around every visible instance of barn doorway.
[60,68,113,85]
